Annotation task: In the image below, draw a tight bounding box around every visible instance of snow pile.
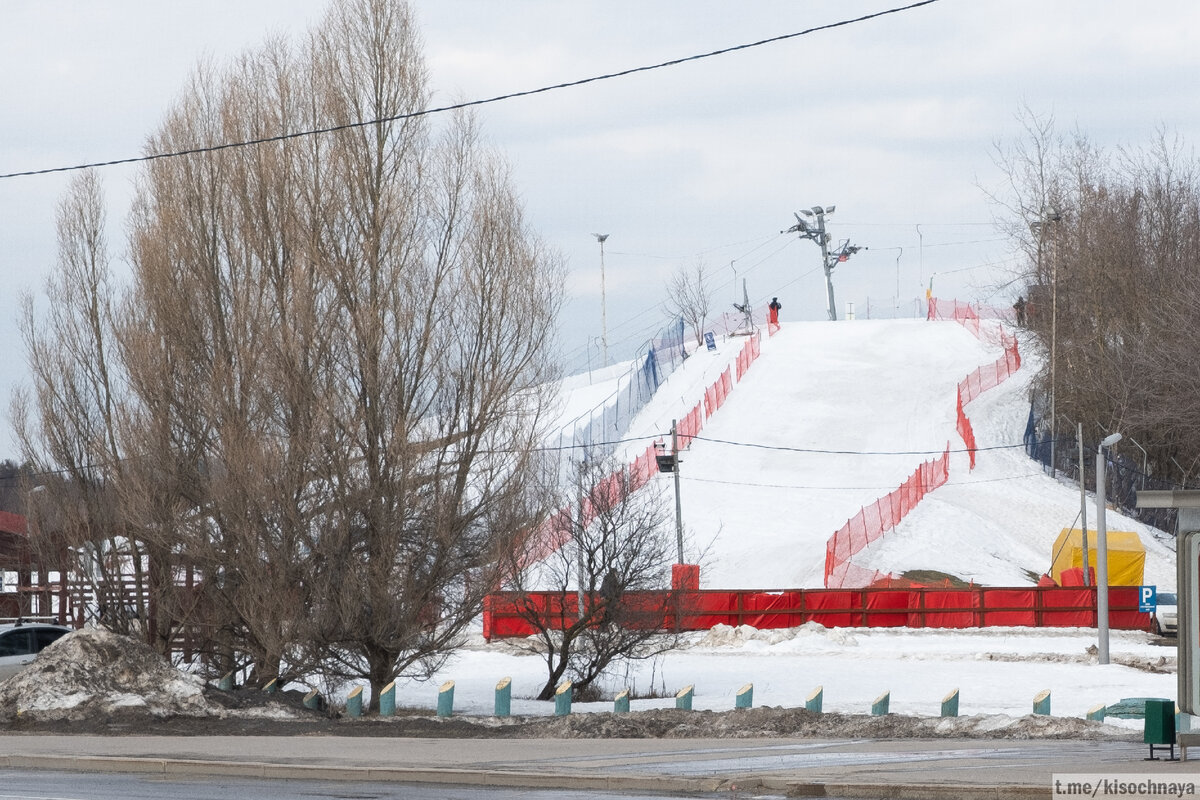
[0,628,305,722]
[0,628,215,721]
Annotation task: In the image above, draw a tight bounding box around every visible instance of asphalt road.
[0,770,743,800]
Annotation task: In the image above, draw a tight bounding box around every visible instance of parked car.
[0,621,73,681]
[1153,592,1178,636]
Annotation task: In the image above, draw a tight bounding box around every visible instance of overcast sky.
[3,0,1200,457]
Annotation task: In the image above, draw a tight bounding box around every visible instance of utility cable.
[0,0,941,181]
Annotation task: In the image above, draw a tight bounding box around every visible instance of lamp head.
[1100,432,1123,448]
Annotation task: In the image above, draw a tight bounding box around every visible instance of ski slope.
[560,317,1175,592]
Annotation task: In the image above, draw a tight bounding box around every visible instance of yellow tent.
[1050,528,1145,586]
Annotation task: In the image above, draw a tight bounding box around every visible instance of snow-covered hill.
[565,317,1174,591]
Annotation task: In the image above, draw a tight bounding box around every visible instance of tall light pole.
[593,233,609,366]
[1031,207,1063,478]
[784,205,860,322]
[1096,431,1122,665]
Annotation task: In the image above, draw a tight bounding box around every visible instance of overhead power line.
[0,0,941,181]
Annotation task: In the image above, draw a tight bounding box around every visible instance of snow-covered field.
[386,316,1180,726]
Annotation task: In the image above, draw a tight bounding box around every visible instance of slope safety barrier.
[825,299,1023,587]
[824,446,950,588]
[519,329,764,569]
[483,584,1151,639]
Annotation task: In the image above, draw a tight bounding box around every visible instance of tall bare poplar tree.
[19,0,562,704]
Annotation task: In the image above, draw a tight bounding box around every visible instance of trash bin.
[1144,698,1177,761]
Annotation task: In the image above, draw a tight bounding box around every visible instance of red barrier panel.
[482,585,1152,639]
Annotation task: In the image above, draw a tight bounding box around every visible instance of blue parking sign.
[1139,585,1157,613]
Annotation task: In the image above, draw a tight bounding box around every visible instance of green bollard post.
[346,686,363,718]
[554,681,572,716]
[495,677,512,718]
[735,683,753,710]
[1087,704,1107,721]
[871,690,890,716]
[1033,690,1051,716]
[805,685,823,713]
[437,680,455,718]
[303,689,322,710]
[379,681,396,717]
[218,671,235,691]
[675,684,694,711]
[262,678,278,695]
[614,688,630,713]
[941,688,959,718]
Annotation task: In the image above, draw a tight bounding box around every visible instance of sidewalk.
[0,734,1194,798]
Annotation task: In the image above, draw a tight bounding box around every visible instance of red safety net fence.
[929,297,1022,469]
[518,332,763,570]
[824,446,951,588]
[483,584,1151,638]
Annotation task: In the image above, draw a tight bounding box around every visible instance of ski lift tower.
[785,206,862,322]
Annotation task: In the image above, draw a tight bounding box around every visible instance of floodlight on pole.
[784,205,859,322]
[593,233,609,366]
[1095,431,1122,665]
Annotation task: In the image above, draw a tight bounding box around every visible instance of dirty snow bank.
[0,628,303,722]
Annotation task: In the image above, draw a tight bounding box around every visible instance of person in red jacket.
[768,297,781,325]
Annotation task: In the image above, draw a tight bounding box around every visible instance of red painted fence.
[483,585,1151,639]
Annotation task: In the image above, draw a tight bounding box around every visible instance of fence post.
[379,681,396,717]
[495,677,511,718]
[676,685,694,711]
[1033,689,1051,716]
[805,686,823,713]
[303,689,322,711]
[262,678,278,695]
[614,688,630,713]
[218,671,235,691]
[941,688,959,717]
[437,680,455,717]
[735,683,753,710]
[871,690,890,716]
[346,686,363,718]
[1086,704,1106,721]
[555,681,572,716]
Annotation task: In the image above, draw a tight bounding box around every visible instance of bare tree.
[503,459,681,701]
[11,170,161,639]
[663,260,711,347]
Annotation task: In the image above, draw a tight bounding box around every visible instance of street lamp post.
[1031,207,1063,478]
[593,233,609,366]
[1096,431,1122,665]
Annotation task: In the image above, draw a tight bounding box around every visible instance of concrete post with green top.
[941,688,959,717]
[1033,689,1051,716]
[614,688,630,713]
[554,681,572,716]
[805,685,823,713]
[735,683,753,710]
[494,677,511,717]
[437,680,455,717]
[346,685,363,718]
[675,684,694,711]
[871,690,890,716]
[379,681,396,717]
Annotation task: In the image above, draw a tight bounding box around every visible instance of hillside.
[560,317,1175,591]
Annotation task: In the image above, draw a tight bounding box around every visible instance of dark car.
[0,621,73,681]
